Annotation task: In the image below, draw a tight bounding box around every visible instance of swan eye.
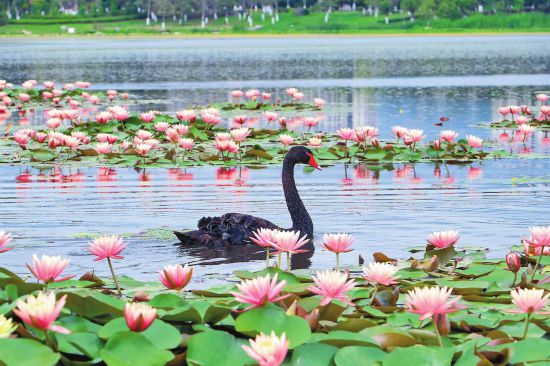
[307,153,321,170]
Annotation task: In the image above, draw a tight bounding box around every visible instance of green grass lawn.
[1,11,549,36]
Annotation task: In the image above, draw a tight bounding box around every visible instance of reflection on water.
[1,161,548,283]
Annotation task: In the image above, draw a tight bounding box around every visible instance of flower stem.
[368,285,378,306]
[512,272,518,287]
[336,253,340,272]
[433,319,444,347]
[531,247,545,282]
[277,253,281,270]
[107,257,122,296]
[265,247,270,268]
[522,313,531,340]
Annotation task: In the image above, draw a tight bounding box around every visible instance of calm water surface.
[0,35,549,282]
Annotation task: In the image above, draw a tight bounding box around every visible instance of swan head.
[287,146,321,170]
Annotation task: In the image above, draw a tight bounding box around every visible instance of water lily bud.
[371,138,380,148]
[433,314,450,336]
[285,301,298,316]
[132,290,151,302]
[506,252,521,273]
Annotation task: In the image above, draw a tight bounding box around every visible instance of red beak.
[307,153,321,170]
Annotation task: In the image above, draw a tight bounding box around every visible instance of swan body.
[174,146,320,247]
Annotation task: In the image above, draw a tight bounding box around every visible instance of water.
[0,35,549,283]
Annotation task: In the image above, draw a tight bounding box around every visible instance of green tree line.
[0,0,548,25]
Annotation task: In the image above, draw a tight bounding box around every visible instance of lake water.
[0,35,549,283]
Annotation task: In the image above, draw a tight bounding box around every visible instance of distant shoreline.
[1,31,549,40]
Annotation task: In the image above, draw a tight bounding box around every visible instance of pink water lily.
[427,230,460,249]
[362,262,400,286]
[0,230,13,253]
[159,264,193,291]
[321,233,354,271]
[250,228,279,267]
[231,273,289,311]
[242,331,289,366]
[124,302,157,332]
[508,288,550,339]
[26,254,74,284]
[87,235,127,261]
[14,292,70,334]
[405,286,464,321]
[307,270,355,306]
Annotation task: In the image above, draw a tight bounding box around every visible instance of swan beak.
[308,154,322,170]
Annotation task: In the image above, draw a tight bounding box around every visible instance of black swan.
[174,146,321,247]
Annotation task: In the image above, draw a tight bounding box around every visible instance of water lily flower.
[75,81,90,88]
[523,240,550,256]
[286,88,298,97]
[405,286,463,320]
[263,111,278,126]
[270,230,309,269]
[179,138,194,151]
[307,270,355,306]
[515,115,529,125]
[337,128,356,141]
[46,118,62,130]
[0,314,15,338]
[250,228,279,267]
[314,98,325,108]
[427,230,460,249]
[71,131,90,144]
[87,235,127,296]
[524,226,550,281]
[14,292,69,334]
[175,109,196,123]
[392,125,408,141]
[321,233,354,271]
[124,302,157,332]
[509,288,549,315]
[18,93,30,103]
[262,92,271,100]
[466,135,483,148]
[508,288,549,339]
[0,230,13,253]
[154,122,169,132]
[43,81,55,89]
[139,111,156,123]
[26,254,74,284]
[110,106,130,121]
[292,92,304,101]
[136,130,153,140]
[14,132,30,147]
[202,112,221,127]
[95,111,112,124]
[498,107,510,116]
[405,286,464,345]
[536,93,548,103]
[159,264,193,291]
[245,89,260,99]
[439,130,458,143]
[242,331,289,366]
[406,129,425,143]
[135,143,153,156]
[308,137,322,148]
[231,90,243,99]
[231,273,289,311]
[230,127,251,142]
[362,262,400,286]
[302,117,319,132]
[173,124,189,135]
[63,136,80,150]
[22,81,34,90]
[94,142,112,155]
[278,134,294,151]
